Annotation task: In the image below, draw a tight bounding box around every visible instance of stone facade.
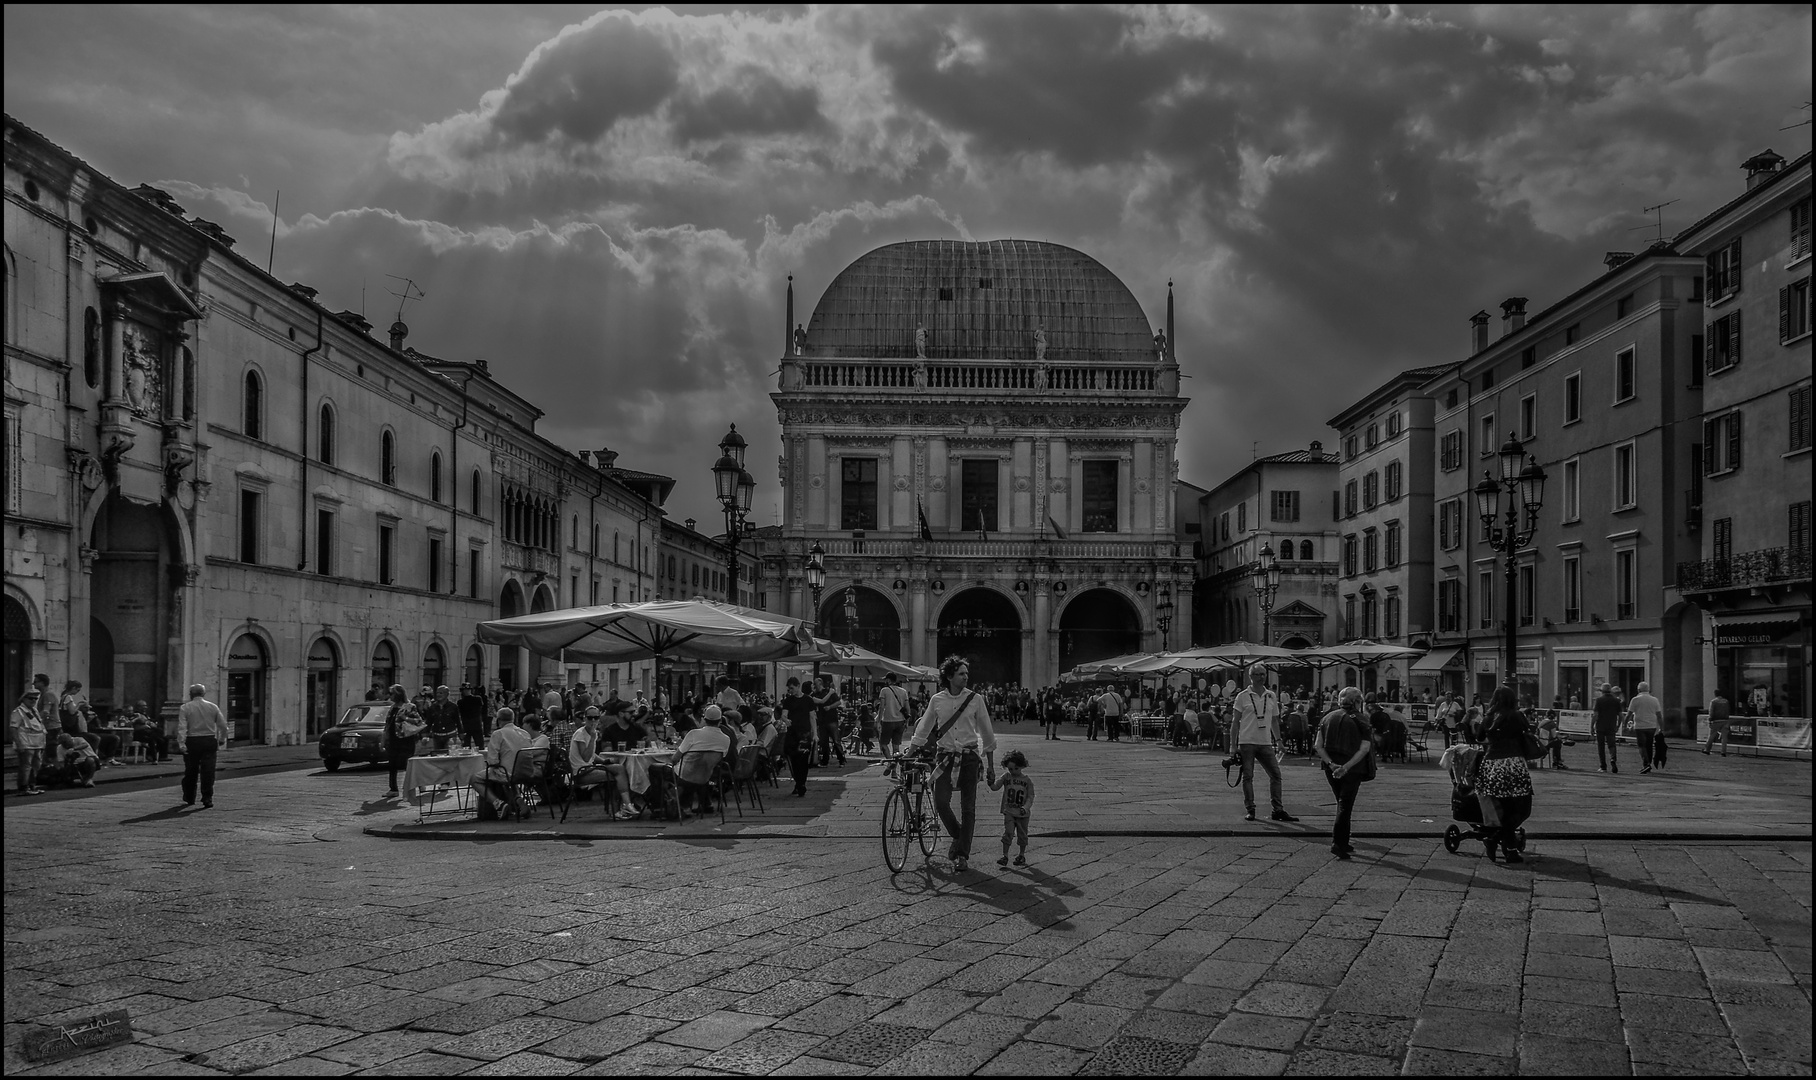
[767,241,1195,688]
[3,115,664,742]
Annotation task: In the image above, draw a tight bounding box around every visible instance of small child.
[988,750,1035,867]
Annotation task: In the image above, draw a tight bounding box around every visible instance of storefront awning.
[1714,619,1803,645]
[1411,646,1463,673]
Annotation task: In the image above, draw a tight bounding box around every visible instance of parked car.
[318,703,395,771]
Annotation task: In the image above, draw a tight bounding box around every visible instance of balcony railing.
[1677,546,1813,591]
[783,358,1164,394]
[771,535,1185,560]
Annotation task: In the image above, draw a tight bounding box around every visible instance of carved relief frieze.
[120,321,163,416]
[1011,475,1032,492]
[929,476,947,492]
[892,475,911,491]
[1050,477,1069,493]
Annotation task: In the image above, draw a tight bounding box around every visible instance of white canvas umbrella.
[476,599,818,664]
[1154,642,1304,672]
[807,641,924,679]
[1292,641,1425,669]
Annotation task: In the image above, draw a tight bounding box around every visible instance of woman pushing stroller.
[1474,685,1535,863]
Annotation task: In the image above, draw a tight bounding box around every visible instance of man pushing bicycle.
[902,655,997,873]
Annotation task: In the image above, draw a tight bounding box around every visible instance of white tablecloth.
[404,753,486,803]
[593,750,677,795]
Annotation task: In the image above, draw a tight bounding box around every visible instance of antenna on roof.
[1252,441,1260,461]
[385,274,426,323]
[1627,199,1680,243]
[1781,102,1812,131]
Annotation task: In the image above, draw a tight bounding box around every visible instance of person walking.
[1436,692,1464,749]
[1625,682,1663,773]
[424,685,460,751]
[811,674,845,767]
[778,678,817,797]
[1098,685,1126,742]
[988,750,1035,867]
[1232,663,1299,823]
[457,683,489,747]
[1477,685,1535,863]
[10,688,47,795]
[1702,689,1733,756]
[1592,683,1622,773]
[383,684,426,798]
[176,683,229,808]
[877,673,911,757]
[904,655,997,873]
[1315,687,1374,858]
[1043,693,1066,740]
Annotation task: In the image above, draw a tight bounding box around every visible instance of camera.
[1221,753,1243,771]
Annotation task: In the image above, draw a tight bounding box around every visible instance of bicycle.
[880,754,942,873]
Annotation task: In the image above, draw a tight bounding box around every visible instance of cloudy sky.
[5,5,1810,526]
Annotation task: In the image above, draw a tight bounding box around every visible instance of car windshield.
[339,704,393,727]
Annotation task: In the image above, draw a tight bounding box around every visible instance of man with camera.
[1229,663,1299,823]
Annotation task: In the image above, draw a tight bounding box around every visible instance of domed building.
[764,239,1195,687]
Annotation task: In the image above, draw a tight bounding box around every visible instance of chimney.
[685,518,697,532]
[1309,440,1323,457]
[1742,148,1786,189]
[388,320,408,350]
[596,448,618,469]
[1603,252,1634,270]
[335,310,372,334]
[575,450,592,467]
[287,282,318,301]
[1499,297,1528,337]
[1469,310,1491,353]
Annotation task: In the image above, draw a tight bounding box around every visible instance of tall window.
[1614,348,1636,403]
[1792,501,1812,555]
[1270,490,1300,522]
[1703,413,1743,475]
[1362,529,1378,572]
[239,489,262,564]
[1437,578,1460,632]
[429,535,443,592]
[1386,412,1402,437]
[243,371,263,440]
[1363,471,1379,509]
[840,458,878,530]
[315,507,335,575]
[471,469,482,514]
[1480,414,1496,457]
[1082,460,1117,533]
[1793,198,1812,261]
[1344,480,1357,517]
[1563,555,1581,623]
[1708,311,1742,373]
[1385,520,1402,567]
[1518,563,1536,626]
[1384,461,1403,501]
[1706,237,1742,299]
[1615,548,1636,619]
[1781,278,1812,342]
[381,431,396,486]
[317,403,336,465]
[1343,596,1356,639]
[1564,372,1581,424]
[962,459,1000,533]
[591,524,599,556]
[1438,499,1462,550]
[1614,442,1637,508]
[378,522,395,585]
[1441,431,1462,471]
[1343,534,1358,576]
[1562,458,1580,522]
[1384,594,1401,638]
[83,307,100,388]
[1237,502,1247,532]
[469,547,481,598]
[1712,517,1732,563]
[1520,395,1536,440]
[1792,385,1812,451]
[1362,592,1378,638]
[1478,570,1494,629]
[1299,539,1313,560]
[571,515,579,549]
[430,452,443,503]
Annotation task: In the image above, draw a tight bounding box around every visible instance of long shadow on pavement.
[119,803,200,824]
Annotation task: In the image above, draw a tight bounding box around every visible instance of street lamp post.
[805,540,826,678]
[1250,542,1281,644]
[1156,584,1174,651]
[1473,435,1548,702]
[843,586,859,646]
[711,424,757,686]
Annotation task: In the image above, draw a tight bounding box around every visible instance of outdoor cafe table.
[405,752,486,821]
[594,748,678,795]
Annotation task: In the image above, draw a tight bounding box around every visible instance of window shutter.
[1705,252,1719,290]
[1704,325,1716,372]
[1728,412,1743,470]
[1783,287,1793,343]
[1730,312,1742,365]
[1703,421,1716,475]
[1729,238,1742,292]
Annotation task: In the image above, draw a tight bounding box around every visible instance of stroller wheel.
[1443,824,1462,854]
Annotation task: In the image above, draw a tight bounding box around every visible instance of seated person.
[671,712,732,813]
[1537,709,1568,769]
[472,708,534,815]
[738,708,762,746]
[570,709,637,820]
[598,702,649,750]
[47,732,100,788]
[125,700,169,762]
[64,703,123,765]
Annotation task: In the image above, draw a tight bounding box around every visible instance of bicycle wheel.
[882,788,913,873]
[914,788,942,858]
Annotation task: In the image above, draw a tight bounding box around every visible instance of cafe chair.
[669,749,725,824]
[721,743,767,816]
[1406,722,1434,764]
[560,763,620,823]
[502,746,555,822]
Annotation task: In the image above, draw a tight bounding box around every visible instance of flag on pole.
[918,500,933,541]
[1047,513,1069,540]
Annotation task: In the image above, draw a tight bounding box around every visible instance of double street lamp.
[805,540,827,676]
[1156,584,1175,650]
[1473,435,1548,699]
[1250,542,1281,644]
[710,424,756,681]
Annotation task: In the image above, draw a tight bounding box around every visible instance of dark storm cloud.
[489,13,681,144]
[671,65,826,143]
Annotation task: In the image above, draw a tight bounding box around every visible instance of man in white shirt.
[473,707,535,815]
[1625,682,1664,774]
[175,683,230,809]
[1096,687,1126,742]
[713,676,745,726]
[877,673,911,757]
[1232,664,1298,824]
[905,656,998,872]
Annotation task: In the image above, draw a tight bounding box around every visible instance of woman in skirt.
[1476,685,1534,863]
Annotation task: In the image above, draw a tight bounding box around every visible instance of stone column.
[806,436,827,528]
[1012,438,1033,530]
[1032,582,1052,687]
[1048,438,1068,533]
[909,579,929,665]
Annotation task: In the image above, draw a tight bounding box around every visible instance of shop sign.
[1474,657,1497,673]
[1516,659,1539,675]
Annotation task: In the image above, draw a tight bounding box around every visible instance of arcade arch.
[936,586,1023,687]
[817,584,905,658]
[1057,587,1142,673]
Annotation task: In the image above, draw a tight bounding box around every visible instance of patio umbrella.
[1071,652,1158,676]
[1154,642,1304,672]
[1292,641,1425,669]
[476,599,818,664]
[809,641,924,679]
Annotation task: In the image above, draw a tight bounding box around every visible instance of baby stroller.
[1440,744,1526,856]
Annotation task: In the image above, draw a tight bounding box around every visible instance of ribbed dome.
[804,240,1158,363]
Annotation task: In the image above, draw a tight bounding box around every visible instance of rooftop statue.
[915,324,928,359]
[793,323,807,356]
[1033,323,1048,363]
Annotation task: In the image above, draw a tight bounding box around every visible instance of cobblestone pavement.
[5,754,1812,1077]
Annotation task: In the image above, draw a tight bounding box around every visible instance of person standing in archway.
[905,656,997,872]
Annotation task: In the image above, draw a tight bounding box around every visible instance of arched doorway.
[225,634,268,742]
[306,637,340,737]
[423,642,447,690]
[819,585,904,658]
[370,640,398,696]
[3,596,30,717]
[497,580,525,690]
[1276,636,1314,695]
[937,588,1022,688]
[464,644,484,689]
[1058,588,1141,673]
[89,494,177,713]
